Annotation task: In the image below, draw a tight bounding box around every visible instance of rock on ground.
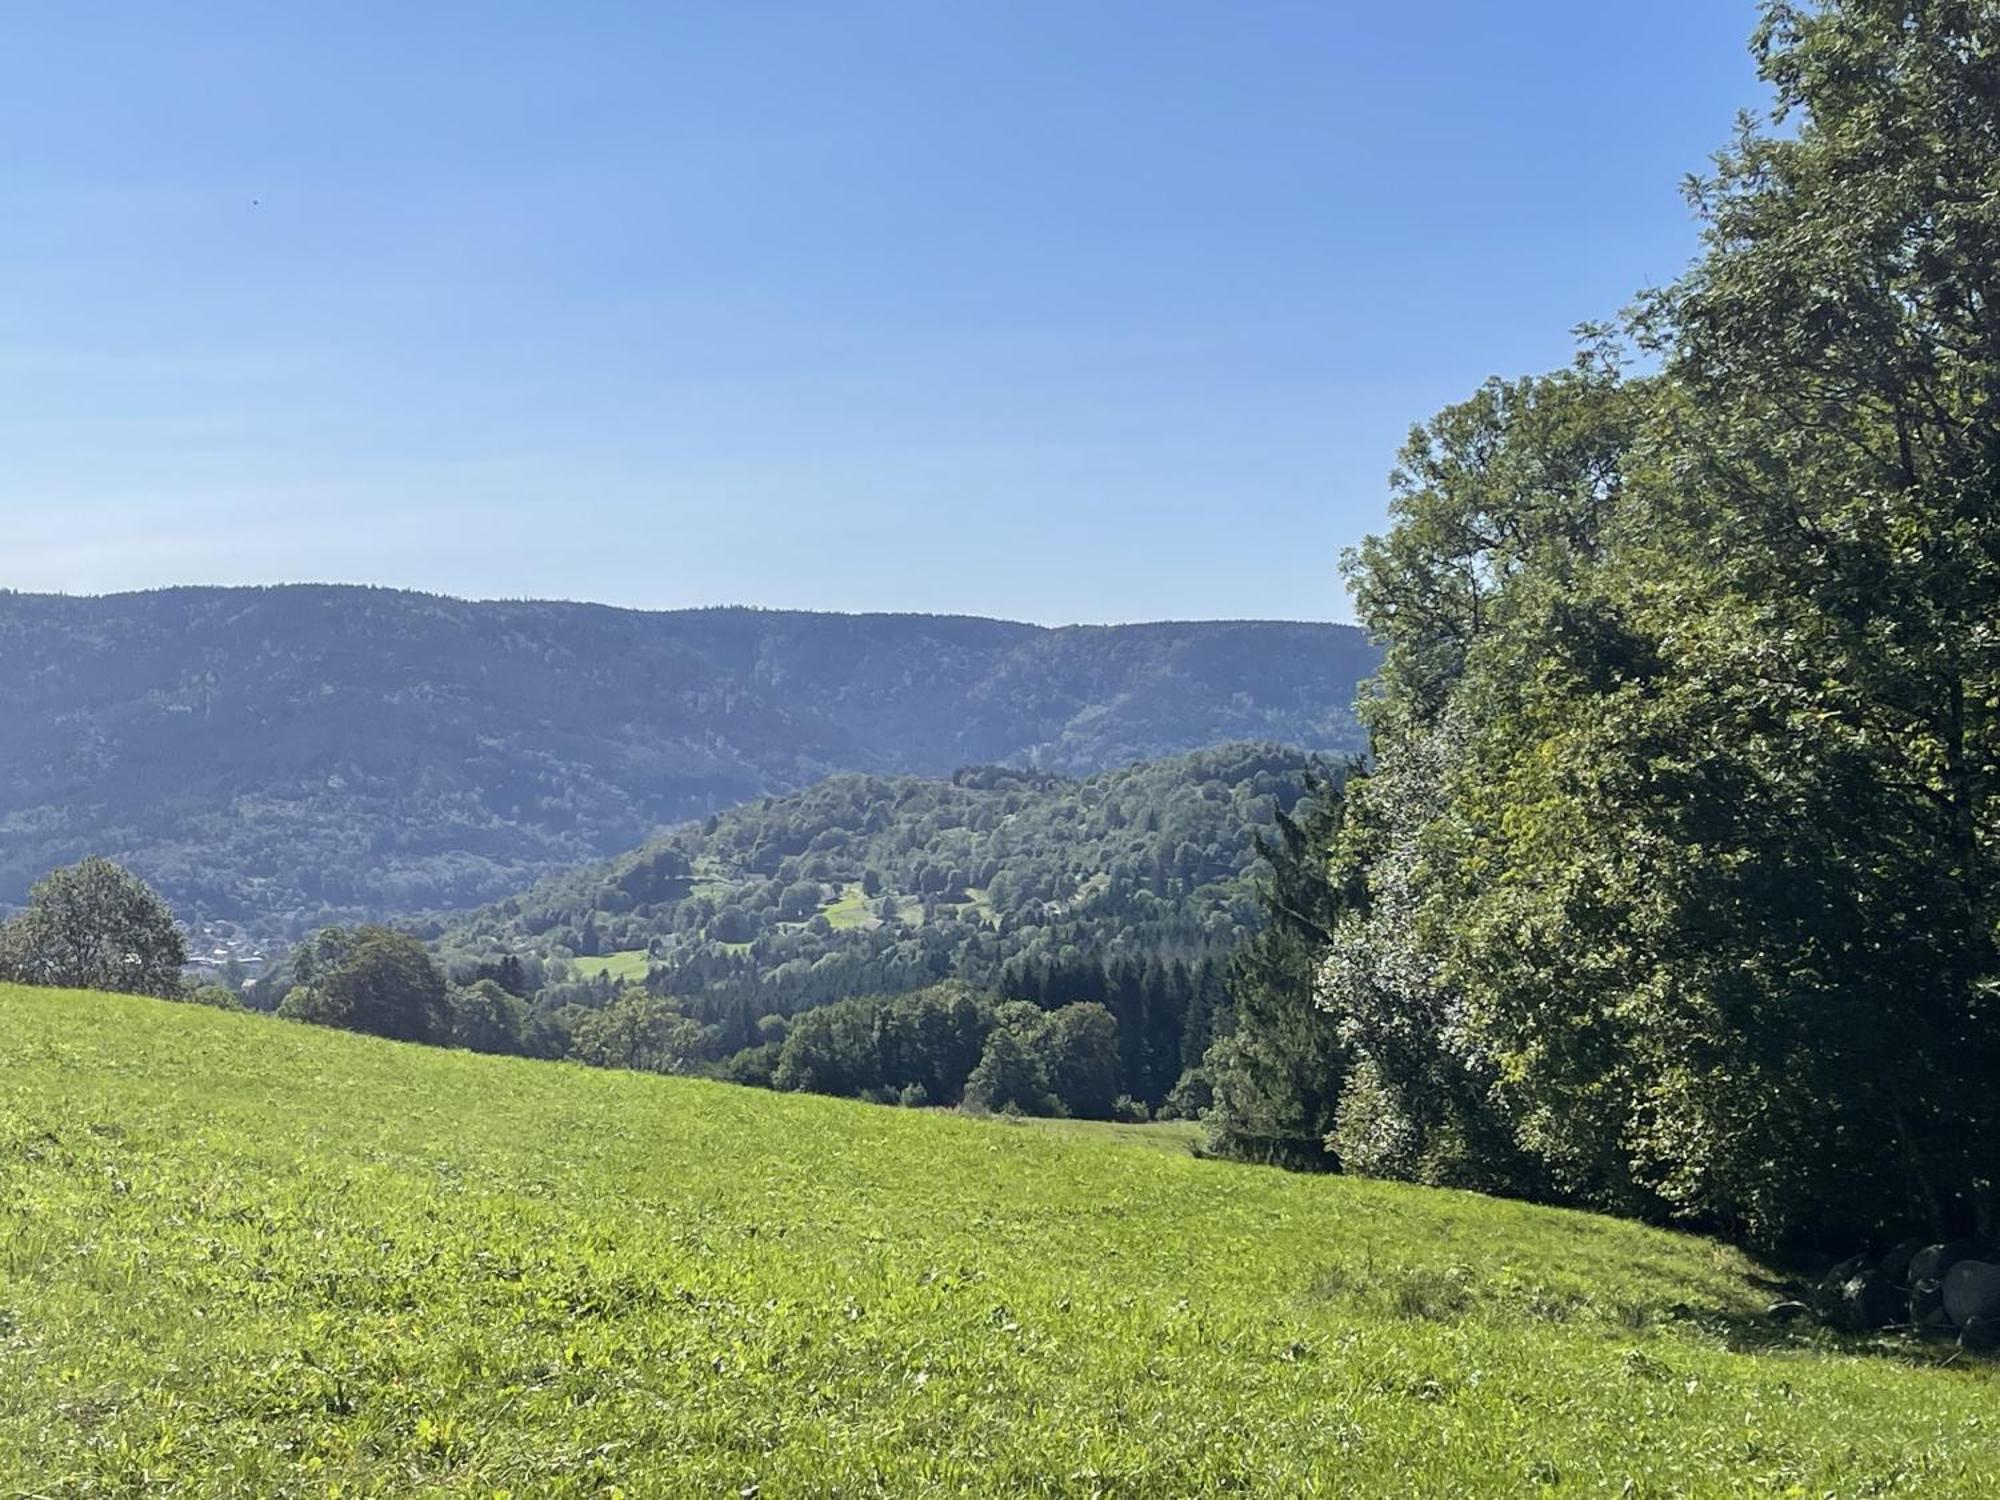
[1942,1260,2000,1328]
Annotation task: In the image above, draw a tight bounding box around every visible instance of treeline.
[248,934,1226,1119]
[728,985,1138,1119]
[626,952,1227,1115]
[1206,1,1998,1251]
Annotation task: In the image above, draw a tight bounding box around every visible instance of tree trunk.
[1892,1104,1949,1238]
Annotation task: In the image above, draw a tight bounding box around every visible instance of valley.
[0,587,1374,933]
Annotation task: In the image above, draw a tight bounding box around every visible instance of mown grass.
[568,949,651,984]
[1,986,1994,1497]
[994,1116,1204,1156]
[820,883,878,931]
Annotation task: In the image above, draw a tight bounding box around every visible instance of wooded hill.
[0,586,1373,931]
[430,744,1334,1108]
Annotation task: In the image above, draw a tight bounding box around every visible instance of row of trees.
[728,983,1133,1118]
[263,939,1159,1121]
[1211,0,1997,1250]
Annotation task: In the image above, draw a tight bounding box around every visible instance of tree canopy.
[278,926,451,1045]
[1221,0,1998,1250]
[0,858,187,999]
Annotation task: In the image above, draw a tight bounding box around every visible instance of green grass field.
[568,949,652,984]
[819,883,878,931]
[959,886,997,926]
[2,986,1994,1496]
[995,1115,1205,1155]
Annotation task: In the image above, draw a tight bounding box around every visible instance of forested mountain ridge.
[0,585,1374,929]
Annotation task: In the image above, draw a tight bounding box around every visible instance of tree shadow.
[1668,1267,1998,1371]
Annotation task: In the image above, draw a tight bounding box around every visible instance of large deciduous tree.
[1328,357,1639,1202]
[1299,0,1998,1247]
[1621,0,1997,1240]
[569,989,709,1075]
[0,858,187,999]
[279,926,451,1045]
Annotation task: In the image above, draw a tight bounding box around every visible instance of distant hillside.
[0,586,1376,930]
[434,744,1334,1103]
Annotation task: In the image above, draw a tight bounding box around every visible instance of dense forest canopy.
[417,744,1334,1111]
[1223,0,1998,1251]
[0,587,1374,933]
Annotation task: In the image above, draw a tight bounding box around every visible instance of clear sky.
[2,2,1764,624]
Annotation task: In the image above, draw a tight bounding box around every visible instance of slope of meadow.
[1,986,1993,1497]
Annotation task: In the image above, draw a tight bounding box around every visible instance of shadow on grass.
[1310,1257,1997,1373]
[1659,1281,1996,1371]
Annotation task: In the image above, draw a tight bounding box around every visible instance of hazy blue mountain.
[0,585,1374,929]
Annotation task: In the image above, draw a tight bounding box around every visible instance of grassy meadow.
[568,950,652,985]
[1,985,1994,1497]
[819,884,878,932]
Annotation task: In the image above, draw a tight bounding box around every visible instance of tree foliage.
[569,990,711,1075]
[765,983,1123,1119]
[963,1026,1060,1117]
[0,858,187,999]
[278,926,450,1045]
[1249,1,1999,1249]
[1202,769,1353,1169]
[447,979,530,1055]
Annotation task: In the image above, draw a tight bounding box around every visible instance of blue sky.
[2,3,1762,624]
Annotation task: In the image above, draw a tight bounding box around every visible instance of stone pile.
[1807,1239,2000,1352]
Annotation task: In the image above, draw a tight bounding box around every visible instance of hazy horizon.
[4,577,1363,631]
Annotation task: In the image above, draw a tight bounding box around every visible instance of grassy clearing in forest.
[568,948,651,983]
[1,985,1994,1497]
[820,883,878,930]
